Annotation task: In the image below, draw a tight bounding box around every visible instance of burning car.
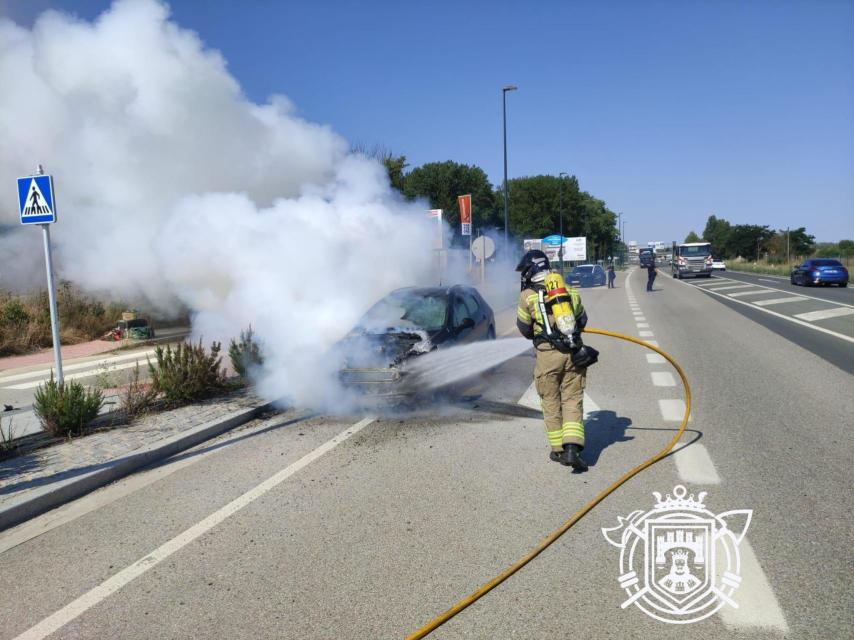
[336,285,495,396]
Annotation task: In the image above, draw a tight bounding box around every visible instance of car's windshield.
[811,259,842,267]
[573,266,594,273]
[358,291,448,332]
[681,245,711,256]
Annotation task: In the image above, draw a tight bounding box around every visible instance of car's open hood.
[336,328,436,369]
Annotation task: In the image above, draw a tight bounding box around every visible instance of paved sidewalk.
[0,389,272,529]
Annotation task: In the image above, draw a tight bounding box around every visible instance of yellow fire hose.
[405,327,692,639]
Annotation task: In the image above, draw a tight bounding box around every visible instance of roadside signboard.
[541,235,587,262]
[472,235,495,261]
[17,174,57,224]
[458,194,472,236]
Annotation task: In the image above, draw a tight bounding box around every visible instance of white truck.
[671,241,714,279]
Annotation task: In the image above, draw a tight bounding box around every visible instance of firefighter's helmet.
[516,250,550,285]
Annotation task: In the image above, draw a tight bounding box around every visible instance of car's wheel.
[841,282,848,288]
[487,325,496,340]
[790,275,796,285]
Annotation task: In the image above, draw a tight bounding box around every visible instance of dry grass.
[0,283,125,356]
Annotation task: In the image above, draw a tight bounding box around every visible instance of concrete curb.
[0,400,274,532]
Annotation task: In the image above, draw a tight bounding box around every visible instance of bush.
[33,375,104,437]
[121,363,157,417]
[228,325,264,378]
[148,340,226,407]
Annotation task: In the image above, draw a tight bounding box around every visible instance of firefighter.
[515,250,598,471]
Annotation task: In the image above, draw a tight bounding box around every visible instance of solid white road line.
[717,538,789,632]
[670,441,721,484]
[13,416,377,640]
[727,290,779,298]
[639,330,654,337]
[752,296,808,306]
[659,399,689,422]
[3,360,146,390]
[794,307,854,322]
[645,353,665,364]
[0,349,158,384]
[650,371,676,387]
[677,277,854,344]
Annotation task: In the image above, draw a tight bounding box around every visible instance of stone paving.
[0,389,265,507]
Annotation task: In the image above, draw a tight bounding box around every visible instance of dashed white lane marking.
[650,371,676,387]
[659,399,689,421]
[645,340,659,347]
[13,416,377,640]
[704,284,756,292]
[646,353,665,364]
[752,296,808,306]
[727,289,779,298]
[794,307,854,322]
[639,330,654,337]
[670,441,721,484]
[636,322,650,328]
[717,538,790,632]
[0,349,158,384]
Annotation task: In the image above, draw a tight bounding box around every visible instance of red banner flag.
[458,194,472,236]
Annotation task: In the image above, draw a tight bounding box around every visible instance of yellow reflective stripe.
[546,429,563,445]
[561,422,585,438]
[517,306,532,323]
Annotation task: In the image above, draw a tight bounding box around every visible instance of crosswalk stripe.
[752,296,808,307]
[793,307,854,322]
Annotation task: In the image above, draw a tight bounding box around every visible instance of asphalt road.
[1,273,851,640]
[672,270,854,374]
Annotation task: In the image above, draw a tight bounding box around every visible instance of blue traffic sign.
[17,174,57,224]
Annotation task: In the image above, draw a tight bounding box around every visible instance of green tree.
[684,231,701,243]
[404,161,498,241]
[499,174,618,260]
[382,155,407,192]
[702,215,732,257]
[726,224,774,260]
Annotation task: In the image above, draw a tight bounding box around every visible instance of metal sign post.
[18,165,63,383]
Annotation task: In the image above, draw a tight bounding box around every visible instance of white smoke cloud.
[0,0,438,404]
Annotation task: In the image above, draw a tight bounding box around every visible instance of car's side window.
[463,293,480,317]
[452,297,471,328]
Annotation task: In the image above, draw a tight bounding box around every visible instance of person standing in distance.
[515,250,597,471]
[646,261,657,291]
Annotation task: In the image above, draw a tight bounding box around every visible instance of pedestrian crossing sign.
[17,174,57,224]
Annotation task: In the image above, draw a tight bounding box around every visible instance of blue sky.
[7,0,853,243]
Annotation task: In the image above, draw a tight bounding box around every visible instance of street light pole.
[559,172,567,269]
[502,85,517,255]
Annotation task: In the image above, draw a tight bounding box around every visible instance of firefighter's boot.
[549,450,563,464]
[562,444,588,471]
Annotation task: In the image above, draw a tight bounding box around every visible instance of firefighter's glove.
[571,344,599,368]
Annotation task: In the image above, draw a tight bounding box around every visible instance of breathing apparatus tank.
[543,271,577,337]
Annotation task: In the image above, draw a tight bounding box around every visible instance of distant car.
[711,258,727,271]
[790,259,849,287]
[566,264,607,288]
[335,285,495,396]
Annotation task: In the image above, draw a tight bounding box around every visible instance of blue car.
[790,259,849,287]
